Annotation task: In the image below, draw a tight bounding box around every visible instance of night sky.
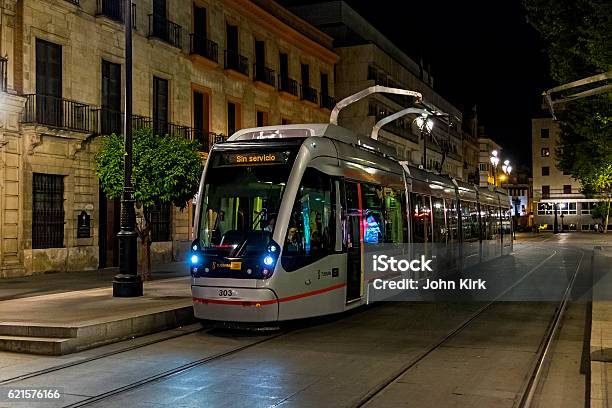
[283,0,553,168]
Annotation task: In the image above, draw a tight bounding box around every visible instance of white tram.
[190,88,513,323]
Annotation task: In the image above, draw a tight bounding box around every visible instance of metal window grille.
[147,202,171,242]
[32,174,65,249]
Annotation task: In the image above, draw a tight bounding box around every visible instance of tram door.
[345,181,362,302]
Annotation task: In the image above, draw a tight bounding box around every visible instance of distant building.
[504,168,533,228]
[531,117,603,231]
[287,0,465,179]
[477,136,502,187]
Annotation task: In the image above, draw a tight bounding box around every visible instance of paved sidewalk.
[0,262,188,301]
[0,262,194,355]
[590,237,612,407]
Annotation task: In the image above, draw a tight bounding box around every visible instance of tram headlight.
[190,254,200,265]
[263,255,274,266]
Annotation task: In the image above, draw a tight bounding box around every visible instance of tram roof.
[229,123,396,157]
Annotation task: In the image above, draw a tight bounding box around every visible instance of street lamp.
[490,150,499,185]
[415,114,434,169]
[113,0,142,297]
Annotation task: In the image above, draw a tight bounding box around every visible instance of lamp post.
[415,115,434,169]
[113,0,142,297]
[553,203,559,234]
[490,150,499,186]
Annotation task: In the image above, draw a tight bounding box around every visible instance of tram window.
[447,199,459,242]
[410,193,432,243]
[383,188,408,243]
[487,205,499,240]
[199,162,287,248]
[282,168,334,271]
[361,184,384,244]
[502,209,512,236]
[460,200,479,242]
[432,197,446,243]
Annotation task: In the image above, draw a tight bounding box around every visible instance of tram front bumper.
[191,285,279,322]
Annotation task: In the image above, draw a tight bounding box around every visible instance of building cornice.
[225,0,339,66]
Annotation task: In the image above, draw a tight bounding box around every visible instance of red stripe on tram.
[192,282,347,307]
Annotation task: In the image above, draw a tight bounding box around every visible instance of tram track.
[352,245,585,408]
[0,325,208,385]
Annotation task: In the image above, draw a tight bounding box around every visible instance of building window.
[542,185,550,198]
[256,110,268,127]
[563,185,572,194]
[35,39,62,127]
[193,90,210,147]
[479,163,488,171]
[541,147,550,157]
[32,174,64,249]
[541,128,549,138]
[101,59,121,135]
[542,166,550,176]
[227,101,240,135]
[152,76,169,135]
[147,202,171,242]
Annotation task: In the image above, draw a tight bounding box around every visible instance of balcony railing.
[189,34,218,63]
[0,56,7,93]
[224,50,248,76]
[22,94,98,133]
[278,76,298,96]
[148,14,182,48]
[253,64,275,87]
[320,94,335,110]
[93,109,227,152]
[300,85,318,104]
[96,0,136,26]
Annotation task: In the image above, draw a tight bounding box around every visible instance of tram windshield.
[198,149,293,256]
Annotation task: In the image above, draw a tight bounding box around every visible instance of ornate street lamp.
[113,0,142,297]
[415,114,434,169]
[490,150,499,185]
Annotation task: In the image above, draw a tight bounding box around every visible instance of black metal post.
[422,129,427,169]
[113,0,142,297]
[553,203,559,234]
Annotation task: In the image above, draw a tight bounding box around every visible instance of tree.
[524,0,612,230]
[96,128,204,279]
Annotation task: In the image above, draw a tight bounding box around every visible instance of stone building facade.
[531,117,602,231]
[0,0,338,277]
[288,0,465,180]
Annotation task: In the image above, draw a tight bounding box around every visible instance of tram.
[190,87,513,323]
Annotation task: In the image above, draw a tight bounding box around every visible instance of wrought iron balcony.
[0,56,7,93]
[253,64,275,87]
[96,0,136,26]
[148,14,182,48]
[320,94,335,110]
[93,109,227,153]
[224,50,248,76]
[278,76,298,96]
[193,129,228,152]
[300,85,318,104]
[22,94,98,133]
[189,34,218,63]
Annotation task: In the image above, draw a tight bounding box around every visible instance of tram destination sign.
[219,151,290,166]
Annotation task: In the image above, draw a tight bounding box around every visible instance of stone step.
[0,323,77,338]
[0,335,73,355]
[0,305,195,355]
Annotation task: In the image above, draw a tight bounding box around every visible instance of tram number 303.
[218,289,234,297]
